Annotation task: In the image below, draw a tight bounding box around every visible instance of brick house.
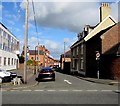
[22,45,55,67]
[100,22,120,79]
[60,50,71,74]
[70,3,119,79]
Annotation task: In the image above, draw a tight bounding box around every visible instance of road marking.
[72,90,83,92]
[86,90,98,92]
[59,90,69,92]
[64,79,72,85]
[101,90,113,92]
[34,90,44,91]
[1,90,7,92]
[47,90,56,92]
[22,90,32,91]
[10,90,19,92]
[114,90,120,92]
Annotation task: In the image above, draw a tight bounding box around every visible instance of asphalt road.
[1,71,119,104]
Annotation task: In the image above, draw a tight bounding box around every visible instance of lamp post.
[34,46,38,74]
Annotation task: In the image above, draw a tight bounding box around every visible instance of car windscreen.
[40,69,53,73]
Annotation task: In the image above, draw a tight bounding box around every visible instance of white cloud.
[27,36,64,59]
[20,1,118,33]
[20,2,100,33]
[44,39,59,49]
[28,36,39,49]
[64,38,70,43]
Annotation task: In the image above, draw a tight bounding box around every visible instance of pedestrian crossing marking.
[1,89,119,92]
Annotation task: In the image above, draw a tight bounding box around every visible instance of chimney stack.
[100,2,111,22]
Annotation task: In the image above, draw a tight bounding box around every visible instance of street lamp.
[34,46,38,74]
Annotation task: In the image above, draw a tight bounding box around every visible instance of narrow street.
[2,71,118,104]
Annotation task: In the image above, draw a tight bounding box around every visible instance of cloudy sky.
[1,0,119,59]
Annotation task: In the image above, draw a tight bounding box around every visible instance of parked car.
[10,71,17,80]
[37,67,55,81]
[0,69,17,83]
[50,65,59,71]
[0,69,11,83]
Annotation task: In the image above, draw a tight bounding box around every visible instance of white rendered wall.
[0,49,18,70]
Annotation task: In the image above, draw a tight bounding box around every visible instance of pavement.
[0,68,39,90]
[76,76,119,86]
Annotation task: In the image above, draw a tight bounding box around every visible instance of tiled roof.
[29,50,44,55]
[22,50,44,55]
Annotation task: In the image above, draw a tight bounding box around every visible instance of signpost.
[96,51,100,79]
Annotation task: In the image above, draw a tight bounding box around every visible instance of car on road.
[37,67,55,81]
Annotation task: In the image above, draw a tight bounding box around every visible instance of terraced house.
[71,3,120,79]
[0,23,20,70]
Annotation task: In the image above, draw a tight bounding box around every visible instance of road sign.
[96,52,100,58]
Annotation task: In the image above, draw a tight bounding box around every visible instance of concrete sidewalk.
[1,69,39,90]
[77,76,119,86]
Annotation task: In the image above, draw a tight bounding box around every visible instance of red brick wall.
[111,57,120,80]
[101,23,120,80]
[102,23,119,54]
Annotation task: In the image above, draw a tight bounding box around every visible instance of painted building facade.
[0,23,20,70]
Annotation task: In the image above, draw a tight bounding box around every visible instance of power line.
[32,0,39,42]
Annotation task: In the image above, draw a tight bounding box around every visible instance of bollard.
[13,77,17,85]
[17,78,21,85]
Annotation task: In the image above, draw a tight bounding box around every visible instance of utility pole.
[63,42,66,70]
[24,0,28,84]
[64,42,66,62]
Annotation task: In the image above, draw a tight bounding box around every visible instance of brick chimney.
[100,3,111,22]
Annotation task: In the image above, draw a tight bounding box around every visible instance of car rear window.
[40,69,54,73]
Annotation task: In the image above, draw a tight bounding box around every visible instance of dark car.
[10,72,17,80]
[37,67,55,81]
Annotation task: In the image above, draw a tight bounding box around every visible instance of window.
[3,31,6,37]
[31,57,34,60]
[0,57,1,66]
[11,58,13,65]
[77,46,79,55]
[0,28,1,35]
[8,58,10,65]
[4,57,6,66]
[81,44,84,54]
[37,57,39,61]
[80,57,84,69]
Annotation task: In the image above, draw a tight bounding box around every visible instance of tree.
[19,55,24,63]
